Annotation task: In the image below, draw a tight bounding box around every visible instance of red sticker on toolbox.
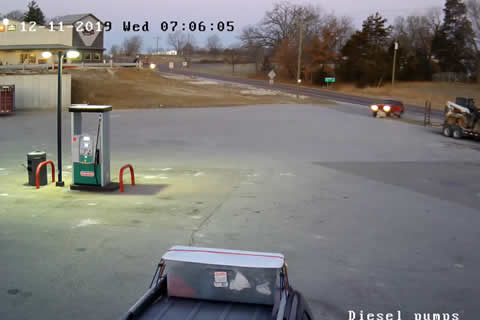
[80,171,95,177]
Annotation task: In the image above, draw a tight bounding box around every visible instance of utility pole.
[154,36,160,54]
[296,17,303,100]
[392,41,398,87]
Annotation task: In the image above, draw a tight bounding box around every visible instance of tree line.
[240,0,480,86]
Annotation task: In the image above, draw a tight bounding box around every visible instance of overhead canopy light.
[66,50,80,59]
[41,51,52,59]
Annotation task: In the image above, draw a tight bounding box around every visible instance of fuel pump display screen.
[79,135,95,163]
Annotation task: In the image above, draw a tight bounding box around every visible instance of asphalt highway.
[156,65,444,123]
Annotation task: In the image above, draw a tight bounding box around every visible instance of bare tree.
[425,7,443,35]
[394,15,435,56]
[467,0,480,44]
[206,34,222,55]
[244,40,264,73]
[4,10,25,20]
[273,38,297,77]
[390,8,444,80]
[181,34,196,61]
[240,1,322,48]
[122,35,143,56]
[320,14,354,54]
[467,0,480,80]
[168,31,187,52]
[224,44,243,74]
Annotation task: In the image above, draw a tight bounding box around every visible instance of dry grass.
[247,72,480,111]
[188,63,257,78]
[330,82,480,110]
[67,68,323,109]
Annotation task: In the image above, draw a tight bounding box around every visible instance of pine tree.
[432,0,476,74]
[337,12,392,87]
[24,1,45,25]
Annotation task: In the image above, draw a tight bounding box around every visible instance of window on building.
[94,53,101,60]
[20,54,29,63]
[84,53,92,60]
[20,53,37,64]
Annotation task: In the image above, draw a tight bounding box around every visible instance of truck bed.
[134,295,273,320]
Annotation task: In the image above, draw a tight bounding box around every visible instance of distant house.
[0,13,105,65]
[152,50,178,56]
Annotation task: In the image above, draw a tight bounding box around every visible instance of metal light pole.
[56,51,65,187]
[392,41,398,87]
[296,17,304,100]
[42,49,79,187]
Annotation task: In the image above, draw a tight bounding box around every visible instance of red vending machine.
[0,85,15,115]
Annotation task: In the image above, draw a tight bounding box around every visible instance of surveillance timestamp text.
[14,20,235,33]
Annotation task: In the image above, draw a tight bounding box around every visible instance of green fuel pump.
[69,105,119,191]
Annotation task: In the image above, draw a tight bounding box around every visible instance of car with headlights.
[370,99,405,118]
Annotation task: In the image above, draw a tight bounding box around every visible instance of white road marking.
[144,175,157,179]
[0,193,8,197]
[87,203,97,206]
[161,168,172,171]
[194,172,205,177]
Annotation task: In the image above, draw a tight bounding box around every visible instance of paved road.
[157,65,444,123]
[1,104,479,320]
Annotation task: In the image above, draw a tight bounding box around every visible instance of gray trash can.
[27,151,47,186]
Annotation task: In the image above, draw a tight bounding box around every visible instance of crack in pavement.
[188,186,238,246]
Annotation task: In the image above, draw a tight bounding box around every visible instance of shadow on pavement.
[116,184,169,196]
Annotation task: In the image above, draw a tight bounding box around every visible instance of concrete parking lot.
[0,104,479,319]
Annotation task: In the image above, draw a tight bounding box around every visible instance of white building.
[0,14,105,65]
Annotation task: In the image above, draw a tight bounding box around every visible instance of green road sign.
[325,77,336,83]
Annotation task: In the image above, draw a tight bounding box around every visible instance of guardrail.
[0,64,50,71]
[36,160,55,189]
[0,62,139,71]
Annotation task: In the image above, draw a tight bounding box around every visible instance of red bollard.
[36,161,55,189]
[119,164,135,193]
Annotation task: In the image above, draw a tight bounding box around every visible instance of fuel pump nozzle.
[94,115,102,185]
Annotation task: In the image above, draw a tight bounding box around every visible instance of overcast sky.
[2,0,445,51]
